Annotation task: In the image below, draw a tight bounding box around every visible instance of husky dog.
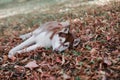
[8,20,80,58]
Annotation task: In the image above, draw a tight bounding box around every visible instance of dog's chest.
[35,31,53,47]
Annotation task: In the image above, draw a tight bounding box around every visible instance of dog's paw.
[8,54,16,61]
[8,50,15,58]
[19,35,27,40]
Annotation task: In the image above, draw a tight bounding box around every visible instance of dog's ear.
[73,38,80,47]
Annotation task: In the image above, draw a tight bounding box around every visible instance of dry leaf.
[63,73,70,80]
[99,71,107,80]
[33,71,40,80]
[73,18,81,24]
[106,36,111,40]
[3,55,8,61]
[25,60,39,70]
[104,58,112,66]
[14,65,25,73]
[90,48,98,54]
[0,2,120,79]
[56,56,62,63]
[62,55,65,65]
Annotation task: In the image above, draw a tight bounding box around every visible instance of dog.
[8,20,80,58]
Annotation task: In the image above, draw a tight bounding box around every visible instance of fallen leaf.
[99,71,107,80]
[63,73,70,80]
[56,56,62,63]
[14,65,25,73]
[0,57,3,62]
[33,71,40,80]
[106,36,111,40]
[73,18,81,24]
[37,68,43,73]
[104,58,112,66]
[90,48,98,54]
[62,55,65,65]
[25,60,39,70]
[49,76,56,80]
[3,55,8,61]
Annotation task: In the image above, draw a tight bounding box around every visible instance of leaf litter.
[0,1,120,80]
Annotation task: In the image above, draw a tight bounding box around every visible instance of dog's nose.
[54,48,58,52]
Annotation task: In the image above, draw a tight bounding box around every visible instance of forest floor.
[0,0,120,80]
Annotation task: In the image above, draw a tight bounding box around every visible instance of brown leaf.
[63,73,70,80]
[73,18,81,24]
[3,55,8,61]
[99,71,107,80]
[104,58,112,66]
[90,48,98,54]
[14,65,25,73]
[106,36,111,40]
[56,56,62,63]
[25,60,39,70]
[62,55,65,65]
[33,71,40,80]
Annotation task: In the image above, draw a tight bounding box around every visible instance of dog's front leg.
[16,44,39,54]
[20,32,33,40]
[8,36,35,58]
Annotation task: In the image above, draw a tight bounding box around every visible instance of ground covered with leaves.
[0,1,120,80]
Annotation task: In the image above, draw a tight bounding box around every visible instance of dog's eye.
[59,32,66,37]
[59,37,66,43]
[64,44,69,47]
[63,42,69,47]
[60,38,62,42]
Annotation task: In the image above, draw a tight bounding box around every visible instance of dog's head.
[51,27,80,52]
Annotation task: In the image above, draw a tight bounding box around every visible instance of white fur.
[8,21,70,58]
